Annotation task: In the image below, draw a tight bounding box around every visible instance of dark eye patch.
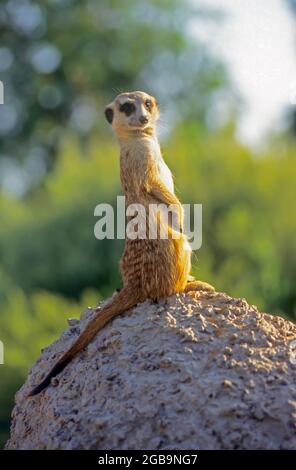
[119,102,135,116]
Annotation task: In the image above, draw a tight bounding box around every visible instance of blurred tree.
[0,0,230,195]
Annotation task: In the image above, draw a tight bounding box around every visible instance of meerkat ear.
[104,106,114,124]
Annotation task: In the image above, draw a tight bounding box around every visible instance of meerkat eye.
[119,102,135,116]
[145,99,152,110]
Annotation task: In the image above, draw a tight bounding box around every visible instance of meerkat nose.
[139,116,149,124]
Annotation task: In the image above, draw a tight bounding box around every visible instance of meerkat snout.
[139,115,149,124]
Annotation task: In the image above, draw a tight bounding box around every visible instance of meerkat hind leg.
[184,280,215,293]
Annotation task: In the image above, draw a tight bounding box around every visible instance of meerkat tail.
[28,287,141,397]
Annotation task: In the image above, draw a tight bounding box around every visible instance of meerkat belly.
[121,237,189,297]
[155,154,191,255]
[157,160,174,193]
[149,138,174,193]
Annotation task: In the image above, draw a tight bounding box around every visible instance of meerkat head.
[104,91,159,137]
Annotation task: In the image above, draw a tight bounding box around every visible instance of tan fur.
[28,91,214,396]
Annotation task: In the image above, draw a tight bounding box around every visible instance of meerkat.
[28,91,214,396]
